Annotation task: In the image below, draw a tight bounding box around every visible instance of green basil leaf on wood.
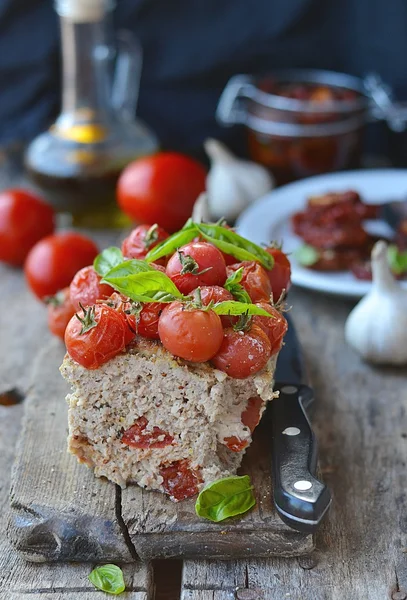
[102,269,183,303]
[213,300,272,317]
[195,223,273,270]
[93,247,124,277]
[88,564,125,595]
[195,475,256,522]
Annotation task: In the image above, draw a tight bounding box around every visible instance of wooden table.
[1,153,406,599]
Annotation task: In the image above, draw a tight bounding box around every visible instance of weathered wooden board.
[180,289,407,600]
[8,340,313,563]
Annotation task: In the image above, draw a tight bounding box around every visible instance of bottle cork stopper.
[55,0,113,22]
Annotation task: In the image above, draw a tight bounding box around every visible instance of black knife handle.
[271,383,331,534]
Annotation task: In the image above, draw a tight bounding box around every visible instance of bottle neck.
[59,15,113,119]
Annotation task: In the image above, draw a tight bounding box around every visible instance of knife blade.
[269,314,331,534]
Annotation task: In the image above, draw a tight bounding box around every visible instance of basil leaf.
[195,475,256,522]
[224,268,252,304]
[213,301,272,317]
[145,225,198,263]
[102,270,183,303]
[102,259,155,279]
[387,244,407,275]
[294,244,320,267]
[195,223,273,270]
[94,247,124,277]
[88,564,125,595]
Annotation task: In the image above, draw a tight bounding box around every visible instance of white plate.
[236,169,407,298]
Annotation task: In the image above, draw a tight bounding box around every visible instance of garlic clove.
[345,241,407,365]
[204,138,274,222]
[191,192,211,223]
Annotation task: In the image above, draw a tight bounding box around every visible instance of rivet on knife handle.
[271,382,332,534]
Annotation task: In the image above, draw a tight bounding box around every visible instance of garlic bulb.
[204,138,274,221]
[345,241,407,365]
[191,192,211,223]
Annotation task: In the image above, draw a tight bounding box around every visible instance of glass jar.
[217,70,369,185]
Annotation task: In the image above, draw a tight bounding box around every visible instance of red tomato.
[265,247,291,301]
[117,153,207,232]
[121,416,174,449]
[159,459,203,501]
[166,242,227,295]
[47,287,75,340]
[24,233,99,300]
[252,301,288,355]
[105,292,137,345]
[121,224,169,260]
[124,300,163,340]
[211,324,271,378]
[158,301,223,362]
[224,396,263,452]
[64,304,126,369]
[199,285,234,327]
[0,189,55,266]
[69,265,114,311]
[226,261,272,303]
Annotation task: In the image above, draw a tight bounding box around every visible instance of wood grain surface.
[181,288,407,599]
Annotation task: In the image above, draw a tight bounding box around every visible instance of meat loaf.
[61,338,278,501]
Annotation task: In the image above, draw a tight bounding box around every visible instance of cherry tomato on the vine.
[25,233,99,300]
[265,247,291,301]
[252,301,288,355]
[117,153,207,232]
[166,242,227,295]
[211,324,271,378]
[69,265,114,311]
[158,301,223,362]
[226,261,272,303]
[121,224,169,261]
[47,287,75,340]
[0,189,55,266]
[65,304,126,369]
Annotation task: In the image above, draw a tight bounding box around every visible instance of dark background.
[1,0,407,160]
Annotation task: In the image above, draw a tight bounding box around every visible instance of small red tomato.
[265,247,291,301]
[117,152,207,232]
[0,188,55,266]
[224,396,263,452]
[25,233,99,300]
[252,301,288,355]
[199,285,234,327]
[159,459,203,501]
[121,416,174,449]
[46,287,75,340]
[158,301,223,362]
[211,324,271,379]
[166,242,227,295]
[69,265,114,311]
[121,223,169,260]
[124,300,163,340]
[64,304,126,369]
[226,261,272,303]
[105,292,136,345]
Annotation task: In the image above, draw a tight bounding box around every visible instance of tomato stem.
[144,224,159,248]
[177,249,212,276]
[75,304,98,335]
[233,311,252,332]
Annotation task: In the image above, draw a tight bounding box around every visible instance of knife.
[269,315,332,534]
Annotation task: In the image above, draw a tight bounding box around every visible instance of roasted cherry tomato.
[69,265,114,311]
[24,233,99,300]
[252,301,288,355]
[224,396,263,452]
[0,188,55,266]
[117,153,207,232]
[166,242,227,295]
[105,292,137,345]
[199,285,234,327]
[121,223,169,261]
[264,247,291,301]
[226,261,272,303]
[211,324,271,379]
[159,459,203,501]
[46,287,75,340]
[121,300,163,340]
[158,301,223,362]
[65,304,126,369]
[121,416,173,449]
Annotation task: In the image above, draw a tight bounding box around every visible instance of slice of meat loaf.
[60,338,277,500]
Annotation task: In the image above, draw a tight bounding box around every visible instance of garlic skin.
[345,241,407,365]
[204,138,274,222]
